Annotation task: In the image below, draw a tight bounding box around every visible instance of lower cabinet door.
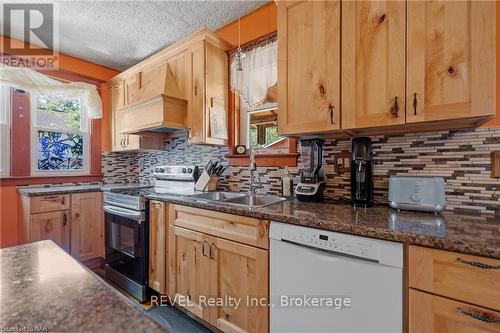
[172,226,211,322]
[209,237,269,333]
[70,192,104,262]
[409,289,500,333]
[29,211,70,252]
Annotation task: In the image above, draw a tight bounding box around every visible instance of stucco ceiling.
[3,0,268,71]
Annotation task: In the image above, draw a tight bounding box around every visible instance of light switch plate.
[492,151,500,178]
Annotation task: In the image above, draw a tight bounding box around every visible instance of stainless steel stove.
[103,165,198,302]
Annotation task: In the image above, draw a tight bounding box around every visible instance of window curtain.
[0,65,102,119]
[230,39,277,108]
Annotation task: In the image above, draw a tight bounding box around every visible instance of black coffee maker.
[350,137,373,207]
[295,139,325,202]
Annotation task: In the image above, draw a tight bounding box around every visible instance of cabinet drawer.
[30,194,70,213]
[409,245,500,311]
[409,289,500,333]
[170,205,269,249]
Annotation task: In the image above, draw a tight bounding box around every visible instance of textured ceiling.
[3,0,268,71]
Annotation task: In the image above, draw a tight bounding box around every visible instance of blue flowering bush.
[37,131,84,170]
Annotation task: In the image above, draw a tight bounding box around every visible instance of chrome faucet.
[249,148,257,194]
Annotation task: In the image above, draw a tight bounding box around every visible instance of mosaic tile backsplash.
[102,127,500,214]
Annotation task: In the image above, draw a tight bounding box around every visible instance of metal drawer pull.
[209,243,216,260]
[202,241,209,257]
[329,105,335,124]
[412,93,417,115]
[63,213,67,226]
[390,96,399,117]
[42,195,60,201]
[456,258,500,270]
[457,307,500,324]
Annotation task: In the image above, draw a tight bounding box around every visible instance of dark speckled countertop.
[146,192,500,260]
[0,240,166,332]
[17,184,500,259]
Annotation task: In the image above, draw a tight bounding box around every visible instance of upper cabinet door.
[342,1,406,130]
[278,0,341,135]
[188,41,206,144]
[407,1,495,123]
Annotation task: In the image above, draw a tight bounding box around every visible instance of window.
[31,93,89,175]
[0,85,10,176]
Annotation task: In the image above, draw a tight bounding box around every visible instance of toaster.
[388,176,446,213]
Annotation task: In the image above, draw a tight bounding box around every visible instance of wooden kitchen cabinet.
[409,289,500,333]
[187,39,230,145]
[70,192,104,262]
[28,211,70,252]
[409,246,500,332]
[168,205,269,333]
[149,201,167,294]
[20,192,104,264]
[277,0,341,135]
[341,1,406,129]
[171,226,212,322]
[406,0,495,124]
[209,237,269,333]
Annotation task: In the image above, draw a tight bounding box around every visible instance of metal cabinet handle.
[63,212,67,226]
[391,96,399,117]
[61,196,65,205]
[194,83,198,97]
[457,307,500,324]
[188,128,192,140]
[209,243,216,260]
[42,195,60,201]
[45,221,53,233]
[456,258,500,270]
[202,241,209,257]
[413,93,417,116]
[329,105,335,124]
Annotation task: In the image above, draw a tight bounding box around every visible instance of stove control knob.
[187,168,193,173]
[182,168,187,173]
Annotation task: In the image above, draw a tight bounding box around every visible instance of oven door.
[104,205,148,285]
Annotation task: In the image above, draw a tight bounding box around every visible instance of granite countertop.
[0,240,166,332]
[17,183,151,196]
[17,184,500,259]
[147,192,500,260]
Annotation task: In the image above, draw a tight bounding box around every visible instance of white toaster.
[388,176,446,213]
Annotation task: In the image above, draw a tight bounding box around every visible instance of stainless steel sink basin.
[189,191,246,202]
[187,191,288,208]
[222,194,288,208]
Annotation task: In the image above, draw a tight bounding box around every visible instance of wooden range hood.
[119,60,188,134]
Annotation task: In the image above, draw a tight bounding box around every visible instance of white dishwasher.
[270,222,403,333]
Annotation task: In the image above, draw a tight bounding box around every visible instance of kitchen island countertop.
[0,240,166,333]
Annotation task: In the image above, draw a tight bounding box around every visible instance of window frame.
[0,85,11,177]
[30,92,91,176]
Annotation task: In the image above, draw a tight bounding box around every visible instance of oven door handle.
[104,205,144,222]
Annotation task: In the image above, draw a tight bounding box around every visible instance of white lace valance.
[0,65,102,119]
[230,40,277,108]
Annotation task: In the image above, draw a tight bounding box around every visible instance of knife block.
[194,170,219,192]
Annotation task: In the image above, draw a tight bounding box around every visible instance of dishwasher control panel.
[280,226,379,261]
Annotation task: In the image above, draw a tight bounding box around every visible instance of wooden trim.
[226,153,298,167]
[0,174,103,186]
[492,151,500,178]
[10,89,31,176]
[91,119,102,175]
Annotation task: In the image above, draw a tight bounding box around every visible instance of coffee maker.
[295,139,325,202]
[350,137,373,207]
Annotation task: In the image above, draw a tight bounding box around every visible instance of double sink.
[186,191,288,208]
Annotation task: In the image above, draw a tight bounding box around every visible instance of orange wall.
[216,2,277,48]
[0,36,119,248]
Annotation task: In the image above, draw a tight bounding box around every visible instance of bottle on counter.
[281,166,293,198]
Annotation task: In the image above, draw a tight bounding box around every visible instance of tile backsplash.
[102,127,500,214]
